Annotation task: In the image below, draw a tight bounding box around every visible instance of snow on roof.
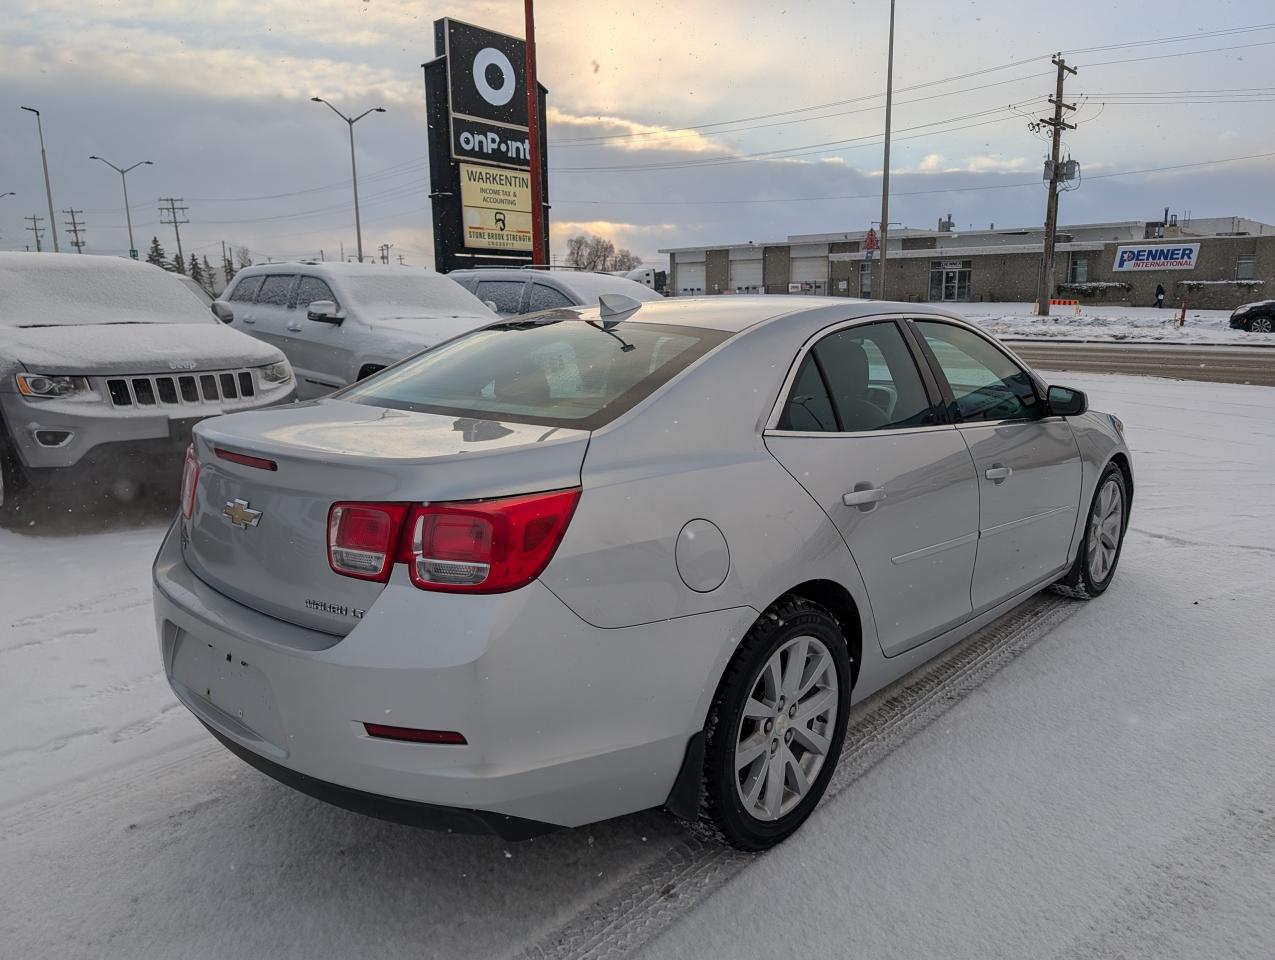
[0,252,212,327]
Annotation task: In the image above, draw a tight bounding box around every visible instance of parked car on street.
[0,253,294,511]
[1229,299,1275,332]
[449,267,662,317]
[155,296,1132,850]
[214,262,496,399]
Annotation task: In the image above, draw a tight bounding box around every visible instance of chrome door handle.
[240,316,255,324]
[286,322,302,332]
[842,486,887,508]
[985,465,1013,482]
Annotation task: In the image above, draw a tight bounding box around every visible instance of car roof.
[236,261,443,277]
[449,268,661,302]
[536,295,967,333]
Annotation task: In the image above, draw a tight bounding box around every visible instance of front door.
[285,275,349,397]
[913,320,1082,612]
[764,319,981,656]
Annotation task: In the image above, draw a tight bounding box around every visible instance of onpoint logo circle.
[473,47,516,107]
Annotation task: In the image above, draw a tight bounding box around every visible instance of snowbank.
[951,301,1257,345]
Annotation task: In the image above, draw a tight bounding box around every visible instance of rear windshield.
[340,319,729,430]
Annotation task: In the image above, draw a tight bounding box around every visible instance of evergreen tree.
[170,253,186,275]
[188,254,204,287]
[222,250,235,285]
[202,255,217,293]
[145,236,167,268]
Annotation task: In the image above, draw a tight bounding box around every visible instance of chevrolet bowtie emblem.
[222,498,262,529]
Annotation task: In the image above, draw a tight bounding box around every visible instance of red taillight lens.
[363,723,467,745]
[328,502,409,582]
[180,445,200,520]
[407,488,580,593]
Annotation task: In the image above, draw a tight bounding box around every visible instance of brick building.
[661,215,1274,310]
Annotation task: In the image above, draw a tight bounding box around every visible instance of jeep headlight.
[259,361,292,385]
[15,373,93,400]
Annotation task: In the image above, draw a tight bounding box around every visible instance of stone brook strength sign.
[424,18,549,272]
[1112,242,1201,272]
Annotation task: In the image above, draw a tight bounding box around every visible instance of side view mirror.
[211,301,234,324]
[1047,384,1088,417]
[306,299,343,324]
[482,300,499,313]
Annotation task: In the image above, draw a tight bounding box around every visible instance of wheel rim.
[1251,316,1273,333]
[733,635,838,822]
[1086,477,1124,583]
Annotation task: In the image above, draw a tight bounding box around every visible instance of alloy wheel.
[733,635,839,821]
[1086,477,1124,583]
[1250,316,1273,333]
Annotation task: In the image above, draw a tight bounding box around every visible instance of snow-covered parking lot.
[2,371,1273,959]
[953,301,1263,346]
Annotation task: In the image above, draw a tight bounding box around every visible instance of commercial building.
[660,214,1275,309]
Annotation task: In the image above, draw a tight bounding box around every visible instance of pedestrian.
[1155,283,1166,308]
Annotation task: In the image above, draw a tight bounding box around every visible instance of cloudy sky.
[2,0,1273,271]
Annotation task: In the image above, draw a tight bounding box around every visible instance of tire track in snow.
[516,592,1080,960]
[7,589,150,631]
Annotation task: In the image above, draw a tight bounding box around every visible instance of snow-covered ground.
[952,301,1262,346]
[2,372,1273,959]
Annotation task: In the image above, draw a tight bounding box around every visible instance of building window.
[1069,258,1089,283]
[859,262,873,296]
[1237,255,1256,280]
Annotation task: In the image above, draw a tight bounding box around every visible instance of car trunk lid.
[183,398,588,635]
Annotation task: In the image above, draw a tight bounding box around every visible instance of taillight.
[180,445,199,519]
[406,488,580,593]
[323,489,580,593]
[328,502,409,582]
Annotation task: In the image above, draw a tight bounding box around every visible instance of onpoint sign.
[1112,243,1200,272]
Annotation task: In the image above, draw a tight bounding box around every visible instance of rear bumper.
[152,520,752,833]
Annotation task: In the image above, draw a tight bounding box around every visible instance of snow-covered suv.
[215,263,496,399]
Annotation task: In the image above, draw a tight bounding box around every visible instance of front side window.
[527,283,575,312]
[474,280,527,315]
[228,276,262,303]
[296,276,337,310]
[916,321,1041,423]
[256,274,295,307]
[340,320,728,430]
[777,321,936,432]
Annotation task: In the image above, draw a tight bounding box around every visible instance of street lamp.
[311,97,386,263]
[20,107,59,253]
[89,156,153,258]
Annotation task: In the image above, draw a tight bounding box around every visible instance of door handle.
[842,486,887,509]
[286,321,303,332]
[985,464,1013,483]
[240,315,255,325]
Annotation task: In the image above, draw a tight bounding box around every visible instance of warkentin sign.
[1112,243,1200,272]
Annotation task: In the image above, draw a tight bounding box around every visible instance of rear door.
[912,320,1082,612]
[764,318,981,656]
[285,274,349,397]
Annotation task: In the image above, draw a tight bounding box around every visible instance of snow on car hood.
[0,322,284,375]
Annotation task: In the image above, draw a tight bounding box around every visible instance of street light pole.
[20,107,59,253]
[876,0,896,300]
[311,98,385,263]
[89,156,153,257]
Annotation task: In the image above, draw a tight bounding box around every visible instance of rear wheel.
[701,597,851,851]
[1053,463,1127,599]
[1247,315,1273,333]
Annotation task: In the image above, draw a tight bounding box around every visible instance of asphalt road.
[1008,340,1275,386]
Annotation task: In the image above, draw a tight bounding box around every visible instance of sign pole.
[524,0,546,267]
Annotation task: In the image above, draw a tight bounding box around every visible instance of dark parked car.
[1229,300,1275,333]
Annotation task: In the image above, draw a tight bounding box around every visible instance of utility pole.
[876,0,896,300]
[20,108,59,253]
[25,215,45,252]
[524,0,547,267]
[1036,55,1077,317]
[378,242,393,264]
[63,208,86,252]
[397,254,406,265]
[159,198,189,271]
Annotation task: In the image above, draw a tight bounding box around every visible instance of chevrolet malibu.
[153,296,1132,850]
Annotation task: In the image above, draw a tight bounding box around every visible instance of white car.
[449,268,663,317]
[214,262,496,399]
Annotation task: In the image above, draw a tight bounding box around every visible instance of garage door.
[791,258,828,284]
[675,262,705,295]
[729,256,763,292]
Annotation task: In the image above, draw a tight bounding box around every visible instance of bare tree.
[564,233,642,273]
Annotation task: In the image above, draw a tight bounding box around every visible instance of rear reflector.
[363,723,467,745]
[215,447,278,471]
[328,502,410,582]
[180,445,199,520]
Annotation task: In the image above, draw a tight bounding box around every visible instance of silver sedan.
[153,296,1131,850]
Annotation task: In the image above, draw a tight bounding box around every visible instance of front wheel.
[1054,463,1128,599]
[701,597,852,851]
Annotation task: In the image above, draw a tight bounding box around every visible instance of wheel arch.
[1108,452,1134,526]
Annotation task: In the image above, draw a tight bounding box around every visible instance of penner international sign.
[1112,243,1200,272]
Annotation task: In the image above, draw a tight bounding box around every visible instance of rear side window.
[475,280,526,315]
[527,283,575,312]
[256,275,295,307]
[228,276,262,303]
[340,320,729,430]
[915,321,1041,423]
[296,276,337,309]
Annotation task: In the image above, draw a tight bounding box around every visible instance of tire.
[1053,462,1128,599]
[700,597,852,851]
[1247,315,1274,334]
